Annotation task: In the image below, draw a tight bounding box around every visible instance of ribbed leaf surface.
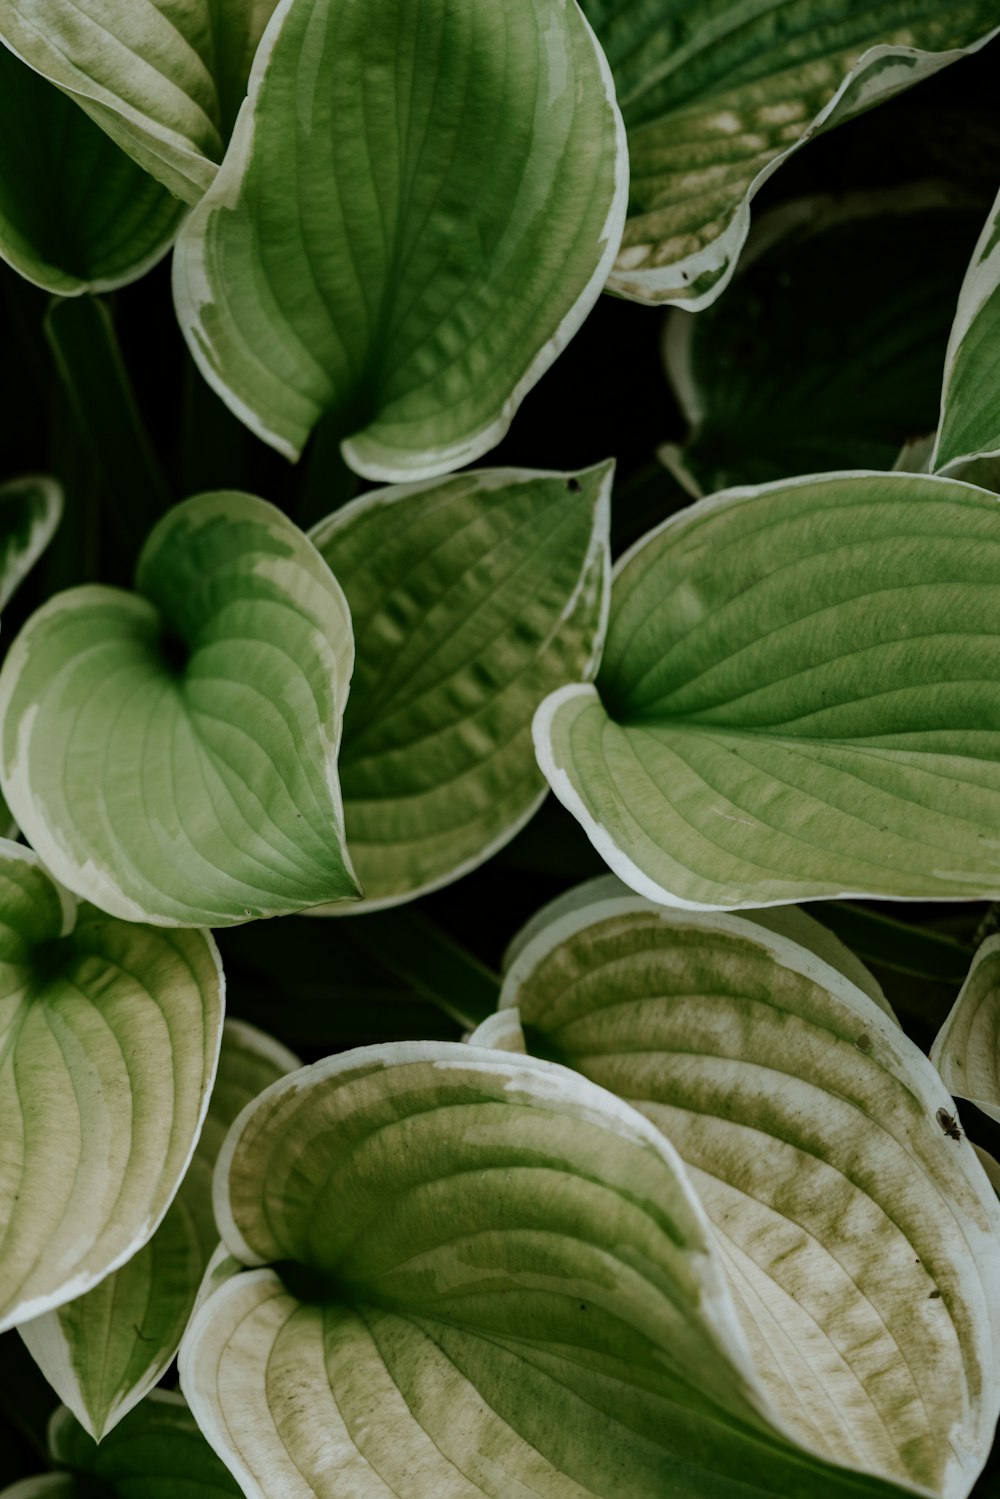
[0,491,359,926]
[0,0,278,201]
[181,1041,925,1498]
[933,187,1000,472]
[20,1020,297,1439]
[931,937,1000,1125]
[172,0,628,474]
[535,471,1000,909]
[0,49,182,293]
[582,0,999,306]
[499,887,1000,1497]
[311,465,610,909]
[0,843,223,1333]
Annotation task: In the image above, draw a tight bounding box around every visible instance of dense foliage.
[3,3,1000,1497]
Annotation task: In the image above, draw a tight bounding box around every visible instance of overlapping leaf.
[0,842,223,1333]
[584,0,1000,306]
[535,470,1000,910]
[0,49,182,294]
[172,0,628,475]
[661,189,982,496]
[310,465,611,909]
[181,1040,933,1498]
[0,491,360,926]
[0,1,278,202]
[0,477,61,612]
[932,185,1000,473]
[19,1020,297,1440]
[0,1393,243,1498]
[931,936,1000,1124]
[495,885,1000,1497]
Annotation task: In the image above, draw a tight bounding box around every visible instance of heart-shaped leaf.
[931,936,1000,1125]
[0,477,61,613]
[584,0,999,306]
[181,1040,933,1498]
[0,48,183,294]
[0,491,360,926]
[932,186,1000,474]
[172,0,628,475]
[19,1019,297,1440]
[0,842,223,1333]
[496,885,1000,1498]
[0,1,279,203]
[310,464,611,909]
[535,470,1000,909]
[662,188,983,496]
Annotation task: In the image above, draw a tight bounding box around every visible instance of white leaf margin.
[610,27,1000,310]
[488,886,1000,1499]
[307,463,613,915]
[931,183,1000,474]
[172,0,631,476]
[0,862,226,1332]
[532,467,1000,914]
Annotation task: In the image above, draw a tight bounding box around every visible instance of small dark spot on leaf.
[929,1290,941,1300]
[855,1032,872,1054]
[936,1108,962,1140]
[566,477,581,493]
[579,1302,587,1312]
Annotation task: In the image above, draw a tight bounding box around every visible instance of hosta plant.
[3,2,1000,1498]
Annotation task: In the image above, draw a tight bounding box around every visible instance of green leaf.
[0,1,279,203]
[0,45,182,296]
[182,1040,929,1498]
[502,873,891,1018]
[0,491,361,926]
[582,0,999,307]
[498,886,1000,1497]
[535,470,1000,909]
[0,477,61,613]
[931,936,1000,1125]
[0,842,223,1333]
[662,188,983,496]
[932,185,1000,473]
[0,48,183,295]
[19,1019,297,1440]
[47,1391,242,1496]
[172,0,628,474]
[309,465,611,909]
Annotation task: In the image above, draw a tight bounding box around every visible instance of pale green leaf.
[931,936,1000,1125]
[500,889,1000,1497]
[172,0,628,474]
[0,841,223,1333]
[309,465,611,910]
[535,470,1000,909]
[585,0,999,307]
[932,186,1000,473]
[663,187,982,495]
[0,49,182,294]
[182,1040,925,1498]
[19,1018,297,1440]
[47,1391,242,1496]
[0,477,61,613]
[0,491,360,926]
[503,873,891,1018]
[0,1,278,203]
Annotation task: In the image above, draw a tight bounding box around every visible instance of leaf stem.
[44,295,172,568]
